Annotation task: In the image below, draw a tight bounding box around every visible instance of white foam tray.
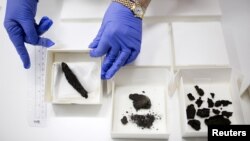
[60,0,221,20]
[239,76,250,123]
[45,49,103,104]
[131,22,172,66]
[177,68,243,137]
[111,67,170,139]
[172,22,229,67]
[170,21,244,137]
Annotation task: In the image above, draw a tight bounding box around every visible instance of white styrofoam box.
[52,62,100,103]
[111,66,170,139]
[172,22,229,67]
[147,0,221,17]
[60,0,221,20]
[131,22,172,66]
[0,0,2,8]
[177,68,242,137]
[56,22,101,50]
[240,75,250,97]
[239,75,250,123]
[60,0,109,20]
[45,49,103,104]
[58,21,172,66]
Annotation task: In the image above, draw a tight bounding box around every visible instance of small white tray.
[60,0,221,20]
[45,49,103,104]
[111,67,170,139]
[177,68,242,137]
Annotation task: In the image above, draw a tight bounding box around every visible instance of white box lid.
[130,23,172,66]
[240,75,250,97]
[45,49,103,104]
[55,22,101,50]
[60,0,221,20]
[172,22,230,67]
[55,21,172,67]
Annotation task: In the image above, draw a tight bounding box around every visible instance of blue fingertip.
[105,73,113,79]
[41,16,49,21]
[46,40,55,47]
[88,42,97,49]
[47,20,53,27]
[101,71,106,79]
[24,62,31,69]
[89,50,97,57]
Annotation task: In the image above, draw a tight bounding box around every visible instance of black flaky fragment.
[207,98,214,108]
[195,97,203,107]
[121,116,128,125]
[130,114,155,129]
[212,109,220,115]
[187,93,195,101]
[221,111,233,118]
[194,85,204,96]
[215,100,232,107]
[197,108,210,118]
[188,119,201,131]
[205,115,231,126]
[186,104,196,119]
[129,94,151,111]
[61,62,88,98]
[210,93,215,99]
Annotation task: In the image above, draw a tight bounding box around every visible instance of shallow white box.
[60,0,221,20]
[177,68,241,137]
[239,76,250,123]
[45,49,103,104]
[131,22,172,66]
[172,22,244,137]
[172,22,229,67]
[111,67,171,139]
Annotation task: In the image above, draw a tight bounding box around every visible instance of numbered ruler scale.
[27,46,47,127]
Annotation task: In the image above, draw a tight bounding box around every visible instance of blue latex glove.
[89,2,142,79]
[4,0,54,69]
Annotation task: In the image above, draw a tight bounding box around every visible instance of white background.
[0,0,250,141]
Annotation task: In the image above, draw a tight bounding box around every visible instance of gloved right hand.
[89,2,142,79]
[4,0,54,69]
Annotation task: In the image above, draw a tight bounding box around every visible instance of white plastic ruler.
[27,46,47,127]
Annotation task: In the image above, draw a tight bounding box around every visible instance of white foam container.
[110,22,172,139]
[110,66,171,139]
[171,22,244,137]
[239,75,250,123]
[177,68,242,137]
[60,0,221,20]
[44,48,103,104]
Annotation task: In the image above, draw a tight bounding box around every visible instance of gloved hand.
[4,0,54,69]
[89,2,142,79]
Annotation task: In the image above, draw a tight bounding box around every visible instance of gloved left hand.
[89,2,142,79]
[4,0,54,69]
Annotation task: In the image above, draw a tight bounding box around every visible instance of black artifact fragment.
[207,98,214,108]
[212,109,220,115]
[121,116,128,125]
[215,100,232,107]
[210,93,215,99]
[131,114,155,129]
[187,93,195,101]
[129,94,151,111]
[205,115,231,126]
[188,119,201,131]
[221,111,233,118]
[186,104,196,119]
[61,62,88,98]
[197,108,210,118]
[195,97,203,107]
[194,85,204,96]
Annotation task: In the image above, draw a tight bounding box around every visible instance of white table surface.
[0,0,250,141]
